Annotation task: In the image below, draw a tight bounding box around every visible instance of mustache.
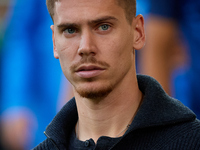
[70,56,110,72]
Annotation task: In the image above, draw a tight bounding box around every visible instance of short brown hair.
[46,0,136,23]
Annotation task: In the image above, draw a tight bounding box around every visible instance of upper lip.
[76,65,105,72]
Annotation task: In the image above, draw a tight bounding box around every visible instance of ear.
[132,15,146,50]
[50,25,59,59]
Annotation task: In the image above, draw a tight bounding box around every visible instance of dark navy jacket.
[33,75,200,150]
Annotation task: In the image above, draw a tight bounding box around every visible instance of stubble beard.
[70,56,113,99]
[75,79,113,99]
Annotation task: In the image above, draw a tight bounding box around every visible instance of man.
[34,0,200,149]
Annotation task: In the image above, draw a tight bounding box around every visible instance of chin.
[75,84,113,99]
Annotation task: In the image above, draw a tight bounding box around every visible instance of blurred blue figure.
[150,0,200,118]
[0,0,63,149]
[139,0,200,118]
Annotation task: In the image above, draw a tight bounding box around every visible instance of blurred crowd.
[138,0,200,119]
[0,0,199,149]
[0,0,73,149]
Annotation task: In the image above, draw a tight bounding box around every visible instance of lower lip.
[76,70,105,78]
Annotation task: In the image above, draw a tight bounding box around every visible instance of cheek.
[58,52,71,79]
[55,36,79,61]
[106,35,134,74]
[55,38,79,77]
[105,35,133,62]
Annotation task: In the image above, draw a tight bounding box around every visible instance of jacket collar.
[45,98,78,148]
[45,75,196,147]
[127,75,196,132]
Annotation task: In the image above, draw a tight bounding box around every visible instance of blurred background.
[0,0,73,149]
[0,0,199,149]
[137,0,200,120]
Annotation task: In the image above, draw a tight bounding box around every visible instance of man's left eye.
[99,24,110,31]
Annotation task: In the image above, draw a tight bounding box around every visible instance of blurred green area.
[0,0,10,49]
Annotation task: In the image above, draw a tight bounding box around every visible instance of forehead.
[53,0,126,24]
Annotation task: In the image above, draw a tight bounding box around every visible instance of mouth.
[77,65,104,72]
[75,65,105,78]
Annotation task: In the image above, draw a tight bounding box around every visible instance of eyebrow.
[89,16,118,24]
[57,23,79,30]
[56,16,118,29]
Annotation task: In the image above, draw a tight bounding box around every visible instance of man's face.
[52,0,139,99]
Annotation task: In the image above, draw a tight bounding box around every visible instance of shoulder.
[179,119,200,140]
[163,119,200,149]
[32,139,56,150]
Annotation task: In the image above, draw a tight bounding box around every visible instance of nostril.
[78,49,96,57]
[79,52,84,56]
[91,52,95,56]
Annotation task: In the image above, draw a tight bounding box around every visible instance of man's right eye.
[64,28,76,34]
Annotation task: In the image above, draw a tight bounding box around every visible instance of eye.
[99,24,110,31]
[64,28,76,34]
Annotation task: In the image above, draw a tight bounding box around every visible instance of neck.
[74,75,143,143]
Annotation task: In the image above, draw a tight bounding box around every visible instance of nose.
[78,30,97,56]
